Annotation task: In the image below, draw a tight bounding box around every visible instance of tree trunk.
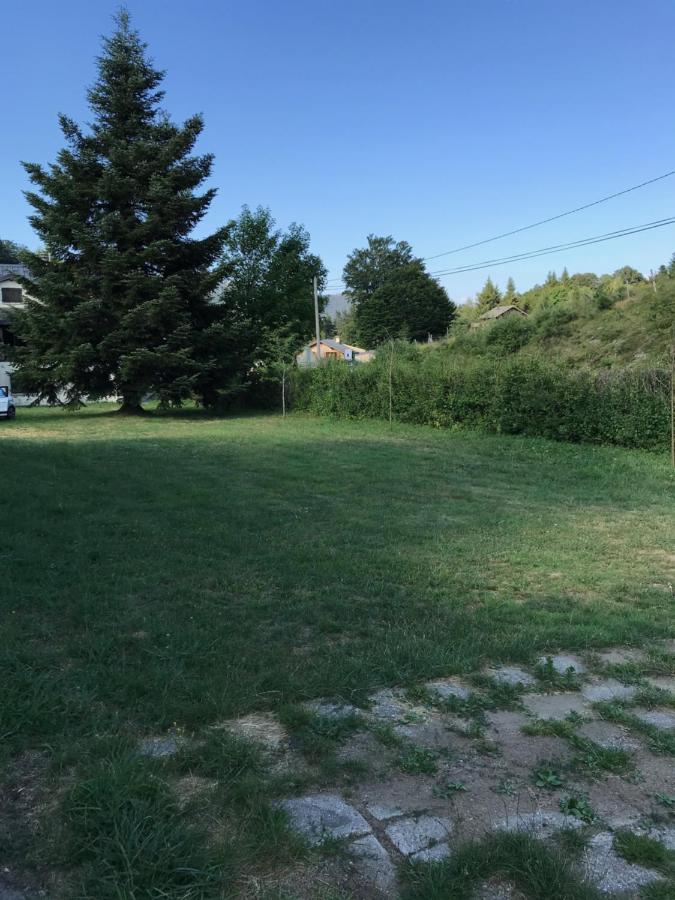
[118,396,145,415]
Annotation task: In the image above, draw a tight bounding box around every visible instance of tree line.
[4,12,453,413]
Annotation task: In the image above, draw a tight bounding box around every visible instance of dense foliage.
[452,261,675,370]
[0,239,25,264]
[218,205,326,368]
[293,348,670,451]
[342,234,456,345]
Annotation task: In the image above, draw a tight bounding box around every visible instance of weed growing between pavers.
[591,651,675,684]
[533,765,565,789]
[279,706,364,762]
[534,657,583,691]
[614,831,675,879]
[635,685,675,710]
[523,717,635,775]
[397,745,439,776]
[402,830,602,899]
[559,795,596,824]
[596,702,675,755]
[433,778,467,799]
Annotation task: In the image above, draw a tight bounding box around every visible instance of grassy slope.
[2,406,674,750]
[447,290,670,370]
[525,294,669,370]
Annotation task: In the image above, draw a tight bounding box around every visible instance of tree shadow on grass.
[0,420,673,753]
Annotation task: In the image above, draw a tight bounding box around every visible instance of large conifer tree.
[13,12,227,412]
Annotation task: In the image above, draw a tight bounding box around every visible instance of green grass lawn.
[1,406,674,896]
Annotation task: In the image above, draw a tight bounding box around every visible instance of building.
[296,337,374,367]
[474,304,527,326]
[0,263,29,349]
[0,264,30,394]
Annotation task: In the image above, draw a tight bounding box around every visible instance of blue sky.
[2,0,674,301]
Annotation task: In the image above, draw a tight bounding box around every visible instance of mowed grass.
[2,405,674,748]
[1,406,674,895]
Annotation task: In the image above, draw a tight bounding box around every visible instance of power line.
[325,215,675,288]
[324,168,675,287]
[423,168,675,261]
[429,216,675,277]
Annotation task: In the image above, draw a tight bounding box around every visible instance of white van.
[0,385,16,419]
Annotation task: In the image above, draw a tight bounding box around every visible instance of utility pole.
[671,340,674,467]
[313,276,322,366]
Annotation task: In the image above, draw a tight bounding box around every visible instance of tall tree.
[503,277,518,304]
[343,235,416,300]
[343,235,455,345]
[218,206,326,363]
[12,12,227,412]
[476,277,502,312]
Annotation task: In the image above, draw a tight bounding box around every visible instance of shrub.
[484,316,533,355]
[291,355,670,452]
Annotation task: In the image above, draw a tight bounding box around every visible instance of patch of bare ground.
[173,775,218,809]
[217,712,289,751]
[237,857,387,900]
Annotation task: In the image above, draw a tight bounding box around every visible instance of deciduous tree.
[343,235,455,345]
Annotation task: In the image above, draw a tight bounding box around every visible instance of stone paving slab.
[347,834,397,894]
[596,648,647,665]
[632,707,675,730]
[646,675,675,694]
[485,666,536,687]
[392,716,453,748]
[582,831,663,894]
[424,677,471,701]
[278,794,371,845]
[495,810,583,835]
[305,700,360,720]
[366,803,406,821]
[581,679,637,703]
[537,654,586,675]
[648,826,675,850]
[576,720,640,751]
[521,691,589,721]
[385,815,453,856]
[368,688,412,721]
[410,841,451,862]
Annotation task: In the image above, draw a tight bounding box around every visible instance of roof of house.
[478,304,527,320]
[307,338,368,354]
[0,263,30,281]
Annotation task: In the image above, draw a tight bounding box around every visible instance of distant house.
[473,305,527,327]
[296,337,375,367]
[0,264,31,394]
[0,264,30,356]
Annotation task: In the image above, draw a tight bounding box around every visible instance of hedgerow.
[291,350,670,451]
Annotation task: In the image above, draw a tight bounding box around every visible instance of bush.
[532,305,578,340]
[483,316,533,355]
[291,355,670,452]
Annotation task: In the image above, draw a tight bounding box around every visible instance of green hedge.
[291,352,671,451]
